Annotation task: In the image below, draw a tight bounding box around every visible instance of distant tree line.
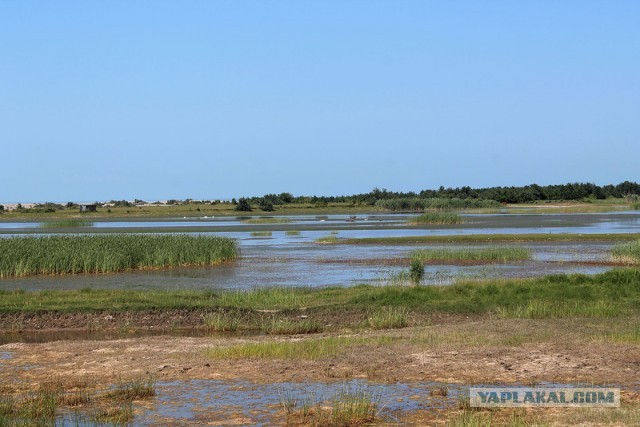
[232,181,640,210]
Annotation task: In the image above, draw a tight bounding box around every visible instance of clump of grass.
[16,386,60,422]
[282,386,378,427]
[202,312,242,332]
[496,300,620,319]
[315,235,340,244]
[366,307,409,329]
[411,246,532,262]
[205,336,397,360]
[92,402,134,425]
[250,231,273,237]
[263,317,324,334]
[409,212,464,224]
[430,386,448,397]
[326,387,378,426]
[105,377,155,401]
[243,217,291,224]
[41,219,94,228]
[0,234,239,278]
[285,230,301,236]
[612,240,640,264]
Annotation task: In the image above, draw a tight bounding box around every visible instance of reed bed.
[376,197,501,211]
[409,212,464,225]
[612,240,640,264]
[40,219,94,228]
[411,246,532,262]
[285,230,301,236]
[0,234,239,278]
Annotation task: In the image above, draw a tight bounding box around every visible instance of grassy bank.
[411,247,532,262]
[0,234,239,278]
[1,270,639,323]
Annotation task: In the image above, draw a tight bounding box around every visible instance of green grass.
[243,217,292,224]
[337,233,640,244]
[263,317,324,334]
[250,231,273,237]
[205,336,397,360]
[285,230,301,236]
[0,234,239,278]
[411,247,532,262]
[631,201,640,210]
[202,312,243,332]
[40,219,94,228]
[495,300,620,319]
[2,270,640,322]
[376,197,501,211]
[593,325,640,343]
[612,240,640,264]
[409,212,464,224]
[315,235,340,243]
[105,377,155,401]
[283,386,378,427]
[366,307,409,329]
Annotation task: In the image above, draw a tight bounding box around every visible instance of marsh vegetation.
[410,246,532,263]
[0,235,239,278]
[409,212,464,225]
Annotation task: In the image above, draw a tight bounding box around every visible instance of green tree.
[259,198,275,211]
[235,198,252,212]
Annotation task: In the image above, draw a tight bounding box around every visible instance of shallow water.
[0,212,637,291]
[56,378,635,426]
[0,241,614,292]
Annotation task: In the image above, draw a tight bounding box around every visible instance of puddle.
[54,379,637,426]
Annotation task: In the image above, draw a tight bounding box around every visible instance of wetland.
[1,208,639,425]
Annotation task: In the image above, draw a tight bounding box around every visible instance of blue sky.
[1,1,638,202]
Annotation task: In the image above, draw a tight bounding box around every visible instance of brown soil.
[1,317,638,425]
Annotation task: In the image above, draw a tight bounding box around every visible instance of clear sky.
[1,1,638,202]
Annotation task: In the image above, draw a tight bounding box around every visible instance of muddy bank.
[1,318,638,388]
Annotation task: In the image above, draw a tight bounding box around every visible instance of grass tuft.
[105,376,155,401]
[366,307,409,329]
[282,386,378,427]
[250,231,273,237]
[263,317,324,335]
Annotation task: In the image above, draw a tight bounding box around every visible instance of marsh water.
[1,212,639,292]
[51,379,636,426]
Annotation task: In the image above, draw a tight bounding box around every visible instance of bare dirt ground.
[1,317,639,425]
